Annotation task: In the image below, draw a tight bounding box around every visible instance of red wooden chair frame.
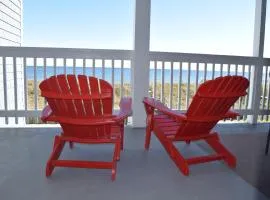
[40,74,132,180]
[143,76,249,176]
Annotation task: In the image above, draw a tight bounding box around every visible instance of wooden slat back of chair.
[175,76,249,138]
[40,74,113,118]
[39,75,113,138]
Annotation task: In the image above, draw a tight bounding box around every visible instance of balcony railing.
[0,46,132,125]
[149,51,270,122]
[1,46,270,125]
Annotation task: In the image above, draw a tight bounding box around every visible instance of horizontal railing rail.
[0,46,133,59]
[149,51,261,65]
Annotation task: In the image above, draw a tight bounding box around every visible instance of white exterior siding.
[0,0,22,46]
[0,0,24,125]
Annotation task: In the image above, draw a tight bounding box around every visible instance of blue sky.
[23,0,270,56]
[23,0,134,49]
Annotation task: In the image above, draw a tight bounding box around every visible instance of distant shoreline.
[25,66,251,84]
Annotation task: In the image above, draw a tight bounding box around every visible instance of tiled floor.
[0,125,268,200]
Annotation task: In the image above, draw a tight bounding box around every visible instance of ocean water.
[26,66,250,84]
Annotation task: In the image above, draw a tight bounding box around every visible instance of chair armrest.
[40,97,132,125]
[114,97,132,122]
[40,105,52,122]
[143,97,186,122]
[223,110,240,119]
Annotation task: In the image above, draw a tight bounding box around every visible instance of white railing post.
[131,0,151,127]
[248,0,267,124]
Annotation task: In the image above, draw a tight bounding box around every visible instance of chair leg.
[120,123,124,151]
[116,141,121,161]
[46,136,65,177]
[205,135,236,168]
[111,141,121,181]
[144,113,154,150]
[169,142,189,176]
[265,128,270,155]
[155,131,189,175]
[145,126,152,150]
[69,142,74,149]
[185,140,191,145]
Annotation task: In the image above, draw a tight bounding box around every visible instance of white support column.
[248,0,267,124]
[131,0,151,127]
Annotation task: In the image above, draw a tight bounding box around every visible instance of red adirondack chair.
[143,76,249,176]
[40,74,132,180]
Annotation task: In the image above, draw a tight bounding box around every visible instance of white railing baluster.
[34,58,37,111]
[267,66,270,121]
[121,60,124,97]
[63,58,67,75]
[242,65,245,77]
[43,58,47,106]
[235,64,240,110]
[112,60,115,106]
[23,57,27,112]
[53,58,56,75]
[204,63,207,81]
[112,60,115,88]
[186,62,191,108]
[170,62,173,108]
[178,62,182,110]
[245,65,252,116]
[93,59,96,76]
[13,57,18,124]
[220,63,224,76]
[73,59,75,75]
[195,63,199,91]
[102,59,105,80]
[3,57,8,124]
[239,65,246,112]
[43,58,47,78]
[212,63,215,79]
[261,66,268,120]
[154,61,157,98]
[161,61,165,103]
[83,59,86,75]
